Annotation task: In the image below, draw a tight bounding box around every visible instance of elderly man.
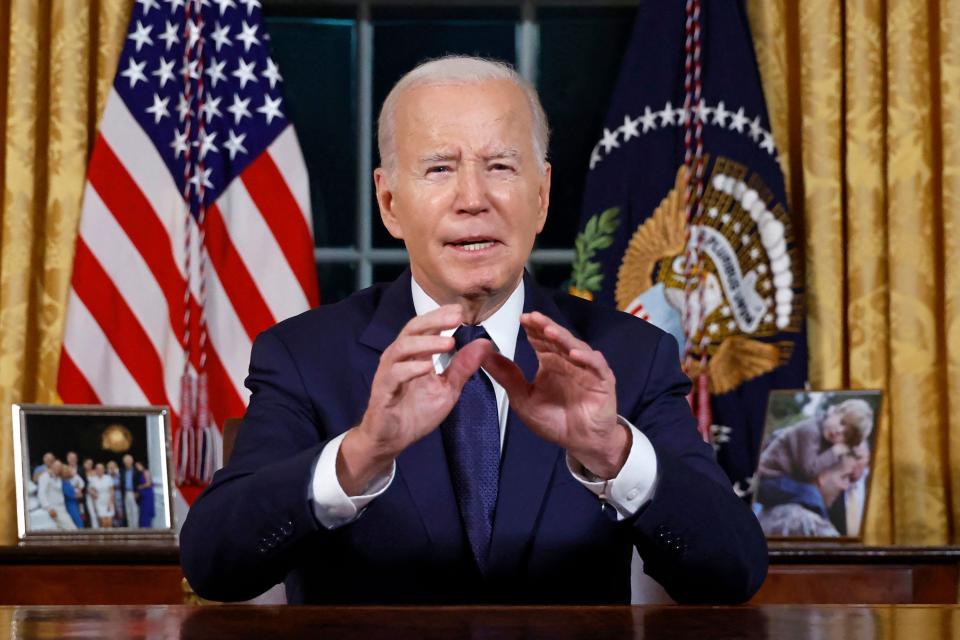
[181,56,766,605]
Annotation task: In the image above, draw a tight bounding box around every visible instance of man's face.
[66,451,78,466]
[374,80,550,306]
[123,455,133,468]
[42,453,54,466]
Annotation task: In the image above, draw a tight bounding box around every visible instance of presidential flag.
[570,0,806,496]
[57,0,319,505]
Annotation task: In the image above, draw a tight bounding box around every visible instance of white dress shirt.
[309,277,659,529]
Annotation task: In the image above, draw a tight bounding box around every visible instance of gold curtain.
[0,0,129,544]
[748,0,960,545]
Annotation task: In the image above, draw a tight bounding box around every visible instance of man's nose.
[454,165,488,214]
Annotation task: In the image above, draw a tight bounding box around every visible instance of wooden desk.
[0,544,957,605]
[0,604,957,639]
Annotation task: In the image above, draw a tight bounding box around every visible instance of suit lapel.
[487,275,577,578]
[357,270,465,553]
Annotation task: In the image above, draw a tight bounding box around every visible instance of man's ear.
[535,162,552,234]
[374,167,404,240]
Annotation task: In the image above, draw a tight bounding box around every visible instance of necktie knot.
[453,324,490,351]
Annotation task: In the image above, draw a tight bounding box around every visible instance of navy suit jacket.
[180,270,767,604]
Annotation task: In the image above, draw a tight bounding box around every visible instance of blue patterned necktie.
[441,324,500,572]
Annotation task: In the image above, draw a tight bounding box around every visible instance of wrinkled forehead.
[393,80,534,156]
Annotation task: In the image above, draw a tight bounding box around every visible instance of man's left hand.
[482,311,629,479]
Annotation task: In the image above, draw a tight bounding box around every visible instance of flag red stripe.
[241,154,319,307]
[87,136,186,340]
[203,345,246,427]
[56,349,102,404]
[204,202,276,340]
[71,239,171,406]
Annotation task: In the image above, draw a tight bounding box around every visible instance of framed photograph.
[752,389,882,540]
[12,404,176,545]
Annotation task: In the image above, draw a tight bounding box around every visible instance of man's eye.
[490,163,515,172]
[427,166,451,174]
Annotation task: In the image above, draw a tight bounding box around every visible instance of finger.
[443,339,493,390]
[387,335,455,362]
[522,312,591,354]
[568,347,614,382]
[377,360,437,394]
[482,351,530,401]
[401,304,463,337]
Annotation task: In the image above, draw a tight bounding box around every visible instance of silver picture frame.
[12,404,177,545]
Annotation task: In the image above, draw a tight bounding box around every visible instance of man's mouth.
[447,237,499,252]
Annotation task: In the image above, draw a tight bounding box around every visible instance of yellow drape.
[0,0,129,545]
[748,0,960,544]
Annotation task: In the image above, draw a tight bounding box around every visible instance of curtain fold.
[0,0,129,545]
[748,0,959,544]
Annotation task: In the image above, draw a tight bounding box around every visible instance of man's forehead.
[395,81,531,133]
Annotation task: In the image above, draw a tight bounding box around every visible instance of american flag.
[57,0,319,505]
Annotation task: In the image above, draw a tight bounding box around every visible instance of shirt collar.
[410,276,524,361]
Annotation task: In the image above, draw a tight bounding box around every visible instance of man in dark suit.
[180,56,767,605]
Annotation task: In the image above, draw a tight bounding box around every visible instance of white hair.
[377,55,550,176]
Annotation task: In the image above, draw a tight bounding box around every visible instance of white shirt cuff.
[566,416,659,520]
[309,431,395,530]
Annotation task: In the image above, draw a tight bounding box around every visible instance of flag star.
[749,116,763,142]
[760,131,776,154]
[721,306,731,317]
[162,0,185,12]
[708,323,719,334]
[639,106,658,133]
[152,57,175,88]
[137,0,160,15]
[145,93,170,123]
[227,93,252,124]
[256,94,283,124]
[185,19,201,50]
[205,57,227,88]
[262,57,282,89]
[713,101,730,127]
[158,20,179,51]
[232,58,257,88]
[195,129,218,159]
[171,129,189,158]
[692,99,711,123]
[619,114,640,142]
[658,101,676,126]
[211,21,232,52]
[127,21,154,52]
[730,107,749,133]
[239,0,261,15]
[120,57,147,88]
[180,58,200,80]
[200,96,223,123]
[589,143,602,170]
[726,320,737,331]
[176,92,191,121]
[189,166,214,191]
[236,20,261,52]
[599,127,620,153]
[223,129,248,160]
[213,0,236,14]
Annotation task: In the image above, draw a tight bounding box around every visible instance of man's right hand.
[336,305,493,496]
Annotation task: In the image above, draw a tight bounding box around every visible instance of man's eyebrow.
[483,148,521,161]
[418,152,459,163]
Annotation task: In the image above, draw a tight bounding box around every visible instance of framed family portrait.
[752,389,882,541]
[12,404,176,545]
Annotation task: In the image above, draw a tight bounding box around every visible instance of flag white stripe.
[216,179,309,322]
[203,257,253,405]
[79,184,186,415]
[61,290,149,406]
[268,125,313,231]
[99,90,191,281]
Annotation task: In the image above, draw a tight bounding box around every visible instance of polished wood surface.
[0,605,957,639]
[0,544,958,605]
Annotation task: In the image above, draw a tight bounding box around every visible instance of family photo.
[15,406,173,538]
[753,390,882,539]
